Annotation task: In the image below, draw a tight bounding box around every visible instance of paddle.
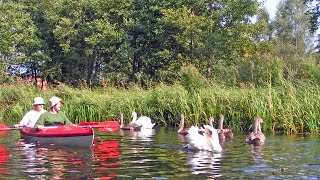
[0,124,72,135]
[78,121,120,132]
[0,124,21,135]
[0,120,120,135]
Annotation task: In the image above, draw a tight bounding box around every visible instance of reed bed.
[0,82,319,133]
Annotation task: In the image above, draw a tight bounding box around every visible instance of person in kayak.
[35,96,73,128]
[14,97,47,127]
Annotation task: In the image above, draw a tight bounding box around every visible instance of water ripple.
[0,128,318,179]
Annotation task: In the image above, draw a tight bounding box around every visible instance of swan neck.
[178,114,184,131]
[254,118,259,134]
[205,132,215,151]
[132,114,137,123]
[209,117,214,127]
[258,119,262,132]
[120,113,124,128]
[219,117,224,129]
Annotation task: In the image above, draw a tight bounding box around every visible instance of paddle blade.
[0,124,10,135]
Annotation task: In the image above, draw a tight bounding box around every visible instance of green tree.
[305,0,319,33]
[272,0,314,79]
[122,0,166,85]
[198,0,262,85]
[160,5,208,63]
[0,0,280,88]
[0,1,43,80]
[22,0,125,87]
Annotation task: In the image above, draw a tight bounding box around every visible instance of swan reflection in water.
[250,144,264,162]
[119,128,156,162]
[188,151,222,178]
[120,128,155,142]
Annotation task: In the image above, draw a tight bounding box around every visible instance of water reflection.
[120,129,155,142]
[18,141,48,178]
[119,128,156,158]
[0,129,319,179]
[91,139,120,179]
[17,139,93,179]
[15,137,122,179]
[188,151,222,178]
[0,146,10,176]
[250,144,264,161]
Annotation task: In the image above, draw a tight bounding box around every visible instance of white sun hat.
[33,97,45,105]
[49,96,63,107]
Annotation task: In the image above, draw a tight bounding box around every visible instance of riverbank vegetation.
[1,66,320,134]
[1,1,320,133]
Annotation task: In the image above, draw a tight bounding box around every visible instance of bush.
[179,64,207,93]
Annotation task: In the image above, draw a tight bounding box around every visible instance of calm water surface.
[0,127,319,179]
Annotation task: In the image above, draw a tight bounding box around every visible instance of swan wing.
[203,125,219,139]
[186,126,206,150]
[136,116,155,129]
[140,122,155,129]
[135,116,151,126]
[203,125,222,152]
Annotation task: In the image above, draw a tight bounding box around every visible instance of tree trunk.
[87,50,97,87]
[190,31,194,64]
[130,34,140,82]
[207,53,213,79]
[130,53,139,82]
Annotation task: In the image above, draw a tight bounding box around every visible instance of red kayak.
[20,126,94,147]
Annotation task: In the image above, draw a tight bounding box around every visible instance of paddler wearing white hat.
[15,97,47,127]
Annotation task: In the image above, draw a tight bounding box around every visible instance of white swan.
[131,112,155,129]
[186,125,222,152]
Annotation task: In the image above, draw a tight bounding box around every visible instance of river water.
[0,127,319,179]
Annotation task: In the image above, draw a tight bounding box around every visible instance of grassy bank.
[0,81,319,134]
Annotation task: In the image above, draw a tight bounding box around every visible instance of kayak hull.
[20,126,94,147]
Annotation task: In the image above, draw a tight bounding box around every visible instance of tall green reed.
[1,81,319,133]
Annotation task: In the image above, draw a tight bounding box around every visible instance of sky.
[263,0,281,19]
[263,0,319,34]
